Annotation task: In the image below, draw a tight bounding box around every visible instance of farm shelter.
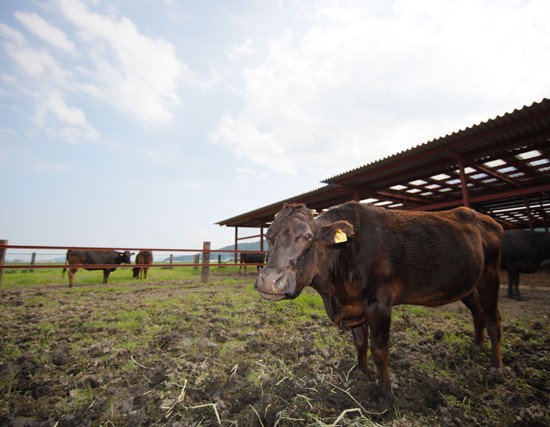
[217,98,550,253]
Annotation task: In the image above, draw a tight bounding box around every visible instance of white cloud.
[57,0,186,124]
[210,115,294,174]
[15,11,75,52]
[1,0,193,140]
[10,44,66,79]
[33,91,98,142]
[0,22,97,143]
[235,167,268,183]
[0,24,66,79]
[228,38,256,60]
[212,0,550,179]
[0,23,25,45]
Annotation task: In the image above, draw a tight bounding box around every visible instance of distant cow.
[501,229,550,300]
[239,252,266,274]
[255,202,504,403]
[133,250,153,279]
[63,250,133,287]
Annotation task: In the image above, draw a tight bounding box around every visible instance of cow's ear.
[317,220,354,244]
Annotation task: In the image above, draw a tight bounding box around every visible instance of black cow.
[255,202,504,403]
[133,250,154,279]
[63,250,133,287]
[501,229,550,300]
[239,252,266,274]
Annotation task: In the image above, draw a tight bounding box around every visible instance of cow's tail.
[62,250,70,277]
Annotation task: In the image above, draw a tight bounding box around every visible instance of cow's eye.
[304,233,313,242]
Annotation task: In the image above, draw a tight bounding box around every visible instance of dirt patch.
[0,271,549,426]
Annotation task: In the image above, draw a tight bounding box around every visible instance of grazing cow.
[63,250,133,287]
[239,252,266,274]
[133,250,154,279]
[501,229,550,300]
[255,202,504,403]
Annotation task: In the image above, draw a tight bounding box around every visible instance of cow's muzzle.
[255,268,297,301]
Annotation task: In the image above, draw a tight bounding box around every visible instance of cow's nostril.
[254,272,265,289]
[274,273,285,289]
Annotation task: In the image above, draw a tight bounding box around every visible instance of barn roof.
[217,98,550,230]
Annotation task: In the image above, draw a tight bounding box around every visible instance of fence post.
[201,241,210,283]
[30,252,36,273]
[0,240,6,288]
[169,254,174,269]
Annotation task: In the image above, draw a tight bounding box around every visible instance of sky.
[1,0,549,255]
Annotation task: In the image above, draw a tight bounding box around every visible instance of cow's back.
[320,203,502,307]
[67,250,99,265]
[66,250,121,266]
[385,207,501,305]
[136,251,153,264]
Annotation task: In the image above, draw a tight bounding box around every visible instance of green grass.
[1,269,548,426]
[0,264,241,290]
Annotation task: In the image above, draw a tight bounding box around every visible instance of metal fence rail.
[0,241,266,286]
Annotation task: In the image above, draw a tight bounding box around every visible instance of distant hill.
[164,240,268,262]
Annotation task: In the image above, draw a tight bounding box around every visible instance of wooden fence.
[0,241,266,287]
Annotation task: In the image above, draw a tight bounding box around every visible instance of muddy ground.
[0,270,548,426]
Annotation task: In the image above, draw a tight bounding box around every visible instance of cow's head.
[119,251,134,263]
[255,203,354,301]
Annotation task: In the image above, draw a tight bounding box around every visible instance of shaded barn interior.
[218,98,550,253]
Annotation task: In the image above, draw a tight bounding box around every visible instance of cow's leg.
[513,286,525,301]
[351,322,369,374]
[507,270,525,300]
[512,273,524,301]
[507,270,518,299]
[367,300,393,402]
[477,267,504,370]
[103,269,110,285]
[461,291,486,347]
[68,268,77,288]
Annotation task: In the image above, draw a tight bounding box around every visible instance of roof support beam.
[457,158,470,207]
[524,197,534,230]
[234,227,238,264]
[447,151,522,188]
[413,183,550,211]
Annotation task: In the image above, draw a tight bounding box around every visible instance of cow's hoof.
[374,385,395,410]
[487,367,505,384]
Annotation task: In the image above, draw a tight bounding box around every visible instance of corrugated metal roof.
[218,98,550,230]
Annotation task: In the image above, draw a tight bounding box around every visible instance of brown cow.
[255,202,504,403]
[133,250,153,279]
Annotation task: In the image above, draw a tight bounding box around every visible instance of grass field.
[0,268,549,426]
[0,262,228,288]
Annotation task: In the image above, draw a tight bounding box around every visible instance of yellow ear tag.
[334,228,347,243]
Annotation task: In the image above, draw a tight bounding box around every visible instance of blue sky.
[1,0,549,253]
